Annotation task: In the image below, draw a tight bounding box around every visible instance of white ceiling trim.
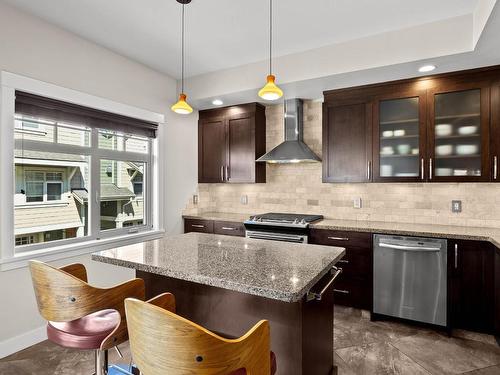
[473,0,498,46]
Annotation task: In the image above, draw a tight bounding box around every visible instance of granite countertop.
[92,232,345,303]
[182,212,500,248]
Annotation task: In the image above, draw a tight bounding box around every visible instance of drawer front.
[310,228,372,249]
[337,248,372,279]
[333,276,372,310]
[184,219,214,233]
[213,221,245,237]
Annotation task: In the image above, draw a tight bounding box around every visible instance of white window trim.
[0,71,165,269]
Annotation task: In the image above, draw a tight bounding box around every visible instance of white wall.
[0,2,198,357]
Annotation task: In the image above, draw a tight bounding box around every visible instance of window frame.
[1,72,163,265]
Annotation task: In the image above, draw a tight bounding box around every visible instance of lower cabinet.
[449,240,495,333]
[309,229,373,310]
[184,218,245,237]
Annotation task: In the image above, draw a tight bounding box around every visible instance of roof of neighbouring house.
[72,184,135,203]
[15,150,85,163]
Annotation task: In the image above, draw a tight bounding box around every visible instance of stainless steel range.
[244,213,324,243]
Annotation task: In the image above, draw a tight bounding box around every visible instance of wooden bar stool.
[125,294,277,375]
[29,260,145,375]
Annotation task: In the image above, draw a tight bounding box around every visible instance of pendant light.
[171,0,193,114]
[258,0,283,101]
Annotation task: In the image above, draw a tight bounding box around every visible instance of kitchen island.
[92,232,345,375]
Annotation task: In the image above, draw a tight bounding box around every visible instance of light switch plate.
[240,195,248,205]
[192,194,198,205]
[354,197,362,209]
[452,200,462,213]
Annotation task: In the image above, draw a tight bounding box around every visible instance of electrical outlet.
[192,194,198,205]
[452,200,462,213]
[240,195,248,205]
[353,197,362,209]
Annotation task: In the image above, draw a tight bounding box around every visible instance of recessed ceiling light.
[212,99,223,106]
[418,65,436,73]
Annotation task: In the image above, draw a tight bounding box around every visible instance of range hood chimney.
[257,99,321,164]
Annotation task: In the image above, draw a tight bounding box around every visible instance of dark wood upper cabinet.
[427,83,490,182]
[449,240,495,333]
[372,90,427,182]
[323,65,500,183]
[491,83,500,182]
[323,99,372,182]
[198,103,266,183]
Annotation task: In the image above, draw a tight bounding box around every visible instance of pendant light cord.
[181,3,185,94]
[269,0,273,75]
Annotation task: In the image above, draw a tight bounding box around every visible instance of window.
[13,91,157,253]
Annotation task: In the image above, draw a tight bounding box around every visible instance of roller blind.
[15,91,158,138]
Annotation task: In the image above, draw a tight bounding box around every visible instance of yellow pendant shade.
[171,93,193,114]
[258,74,283,101]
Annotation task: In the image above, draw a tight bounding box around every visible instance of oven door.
[246,230,308,243]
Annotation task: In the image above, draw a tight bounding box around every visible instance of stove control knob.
[293,218,299,224]
[300,219,306,225]
[250,216,255,221]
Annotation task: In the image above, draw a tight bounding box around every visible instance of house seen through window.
[13,91,156,251]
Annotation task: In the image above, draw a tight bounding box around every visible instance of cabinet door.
[323,100,372,182]
[198,118,226,183]
[449,240,494,333]
[226,114,256,183]
[373,93,427,182]
[428,84,490,182]
[491,83,500,182]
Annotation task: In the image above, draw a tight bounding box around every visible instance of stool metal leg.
[95,349,109,375]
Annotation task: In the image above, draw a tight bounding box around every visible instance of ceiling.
[0,0,481,79]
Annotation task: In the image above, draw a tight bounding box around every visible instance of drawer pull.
[328,236,349,241]
[191,224,205,228]
[222,227,236,231]
[307,267,343,302]
[333,289,350,294]
[338,259,349,264]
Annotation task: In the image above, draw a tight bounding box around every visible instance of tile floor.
[1,307,499,374]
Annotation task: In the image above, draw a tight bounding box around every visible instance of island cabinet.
[323,65,500,183]
[309,228,373,309]
[184,218,245,237]
[496,245,500,336]
[198,103,266,183]
[448,239,495,333]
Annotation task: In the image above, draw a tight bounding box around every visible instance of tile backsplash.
[184,101,500,228]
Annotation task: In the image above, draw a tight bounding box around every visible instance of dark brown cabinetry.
[198,103,266,183]
[323,66,500,183]
[310,228,373,309]
[323,99,372,182]
[491,83,500,182]
[449,240,495,333]
[184,218,245,237]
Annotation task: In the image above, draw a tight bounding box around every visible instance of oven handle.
[246,231,306,243]
[307,266,343,302]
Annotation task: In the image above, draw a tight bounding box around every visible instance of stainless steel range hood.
[257,99,321,164]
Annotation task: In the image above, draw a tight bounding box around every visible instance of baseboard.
[0,325,46,359]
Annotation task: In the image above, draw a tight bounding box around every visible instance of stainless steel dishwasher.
[373,235,447,326]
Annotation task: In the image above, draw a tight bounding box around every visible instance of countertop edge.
[182,214,500,248]
[91,248,346,303]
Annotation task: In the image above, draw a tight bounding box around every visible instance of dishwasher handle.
[379,242,441,252]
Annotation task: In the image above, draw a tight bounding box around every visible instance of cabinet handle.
[333,289,350,294]
[421,158,425,180]
[494,156,498,180]
[429,158,433,180]
[454,243,458,269]
[366,161,372,180]
[192,224,205,228]
[328,236,349,241]
[220,166,224,182]
[338,259,349,264]
[225,165,229,181]
[222,227,235,231]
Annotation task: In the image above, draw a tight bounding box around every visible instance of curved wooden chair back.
[125,297,271,375]
[29,260,145,349]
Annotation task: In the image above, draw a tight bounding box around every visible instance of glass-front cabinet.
[373,94,426,181]
[428,84,490,182]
